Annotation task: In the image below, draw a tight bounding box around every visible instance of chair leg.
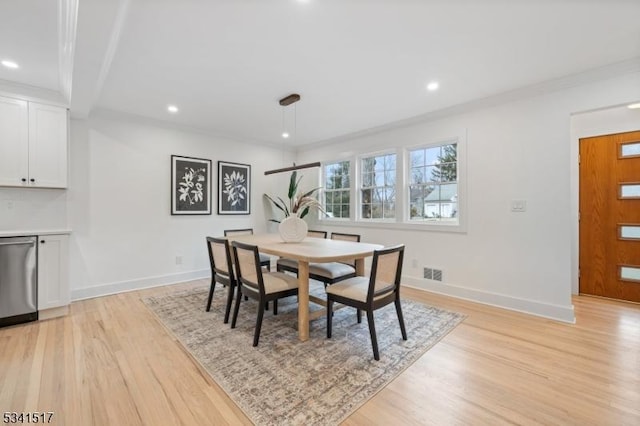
[223,283,234,324]
[395,299,407,340]
[231,286,242,328]
[266,301,270,311]
[253,300,265,347]
[273,299,278,315]
[206,279,216,312]
[357,309,362,323]
[366,310,380,361]
[327,299,333,338]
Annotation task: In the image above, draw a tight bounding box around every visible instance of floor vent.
[424,267,442,281]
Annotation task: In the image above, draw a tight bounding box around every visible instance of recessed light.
[167,105,179,113]
[426,81,439,92]
[628,103,640,109]
[282,132,290,138]
[1,60,19,69]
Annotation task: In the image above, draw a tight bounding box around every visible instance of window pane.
[621,142,640,157]
[362,157,375,172]
[410,150,424,167]
[411,167,424,184]
[385,154,396,169]
[620,184,640,198]
[383,202,395,218]
[341,204,350,218]
[362,203,371,218]
[620,266,640,282]
[340,190,350,204]
[425,147,440,165]
[385,170,395,186]
[326,192,334,204]
[620,225,640,240]
[371,202,383,218]
[425,165,438,182]
[363,172,373,187]
[374,172,384,187]
[374,157,384,173]
[410,202,423,219]
[361,189,372,203]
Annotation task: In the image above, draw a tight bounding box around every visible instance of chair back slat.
[207,237,234,280]
[369,245,404,301]
[224,228,254,237]
[232,241,262,294]
[211,240,231,275]
[331,232,361,267]
[331,232,360,242]
[307,230,328,239]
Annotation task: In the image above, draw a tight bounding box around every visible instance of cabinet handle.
[30,178,35,183]
[21,178,27,182]
[40,240,45,244]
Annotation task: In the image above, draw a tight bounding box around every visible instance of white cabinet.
[0,96,68,188]
[37,234,70,312]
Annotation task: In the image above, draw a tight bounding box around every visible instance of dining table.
[226,233,383,342]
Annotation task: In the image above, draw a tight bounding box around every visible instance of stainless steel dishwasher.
[0,236,38,327]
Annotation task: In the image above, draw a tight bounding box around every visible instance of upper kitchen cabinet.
[0,96,68,188]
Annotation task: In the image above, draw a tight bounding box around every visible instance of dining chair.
[205,236,237,323]
[276,229,327,275]
[224,228,271,270]
[325,244,406,360]
[277,232,361,287]
[231,241,299,346]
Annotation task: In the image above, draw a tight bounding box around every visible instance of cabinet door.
[37,234,70,310]
[28,102,68,188]
[0,97,29,186]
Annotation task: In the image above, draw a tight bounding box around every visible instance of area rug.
[143,286,465,425]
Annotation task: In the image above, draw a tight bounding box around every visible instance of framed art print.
[171,155,212,215]
[218,161,251,215]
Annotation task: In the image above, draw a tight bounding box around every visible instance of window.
[408,143,458,223]
[360,153,396,219]
[323,160,351,218]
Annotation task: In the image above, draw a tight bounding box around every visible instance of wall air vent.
[424,267,442,281]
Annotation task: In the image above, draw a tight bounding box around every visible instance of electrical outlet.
[175,255,183,265]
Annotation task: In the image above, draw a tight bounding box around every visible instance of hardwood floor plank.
[1,280,638,425]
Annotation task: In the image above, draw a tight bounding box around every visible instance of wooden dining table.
[226,233,383,341]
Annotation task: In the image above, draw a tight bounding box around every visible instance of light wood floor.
[1,280,639,425]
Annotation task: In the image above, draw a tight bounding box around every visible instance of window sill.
[318,218,466,233]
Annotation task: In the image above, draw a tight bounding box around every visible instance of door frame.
[570,105,640,295]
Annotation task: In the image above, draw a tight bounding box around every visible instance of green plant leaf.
[288,171,298,200]
[299,206,310,219]
[277,196,290,216]
[264,194,287,216]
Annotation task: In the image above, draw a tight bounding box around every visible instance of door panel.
[579,131,640,302]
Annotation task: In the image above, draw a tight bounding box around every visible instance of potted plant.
[264,171,325,242]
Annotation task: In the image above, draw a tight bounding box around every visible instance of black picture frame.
[171,155,212,215]
[218,161,251,215]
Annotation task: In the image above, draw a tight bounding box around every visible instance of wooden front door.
[579,130,640,303]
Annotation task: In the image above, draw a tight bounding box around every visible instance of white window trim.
[316,130,467,233]
[356,148,398,222]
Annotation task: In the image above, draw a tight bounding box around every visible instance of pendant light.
[264,93,321,175]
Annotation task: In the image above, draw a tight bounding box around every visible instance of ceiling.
[2,0,640,147]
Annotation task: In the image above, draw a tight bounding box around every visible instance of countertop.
[0,229,71,238]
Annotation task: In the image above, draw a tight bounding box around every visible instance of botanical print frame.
[171,155,212,215]
[218,161,251,215]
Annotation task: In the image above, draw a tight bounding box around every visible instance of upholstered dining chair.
[205,236,237,323]
[224,228,271,270]
[325,244,406,360]
[277,232,361,287]
[231,241,299,346]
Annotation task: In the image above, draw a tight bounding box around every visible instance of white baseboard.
[402,276,575,324]
[71,269,210,301]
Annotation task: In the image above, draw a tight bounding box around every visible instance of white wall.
[296,71,640,323]
[68,111,293,299]
[0,187,67,231]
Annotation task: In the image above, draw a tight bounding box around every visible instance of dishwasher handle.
[0,241,36,246]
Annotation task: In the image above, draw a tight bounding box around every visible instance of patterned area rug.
[143,285,464,425]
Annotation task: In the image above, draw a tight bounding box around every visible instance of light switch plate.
[511,199,527,212]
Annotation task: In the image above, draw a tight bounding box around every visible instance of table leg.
[297,260,310,341]
[355,258,365,276]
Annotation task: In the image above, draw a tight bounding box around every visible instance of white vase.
[278,216,308,243]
